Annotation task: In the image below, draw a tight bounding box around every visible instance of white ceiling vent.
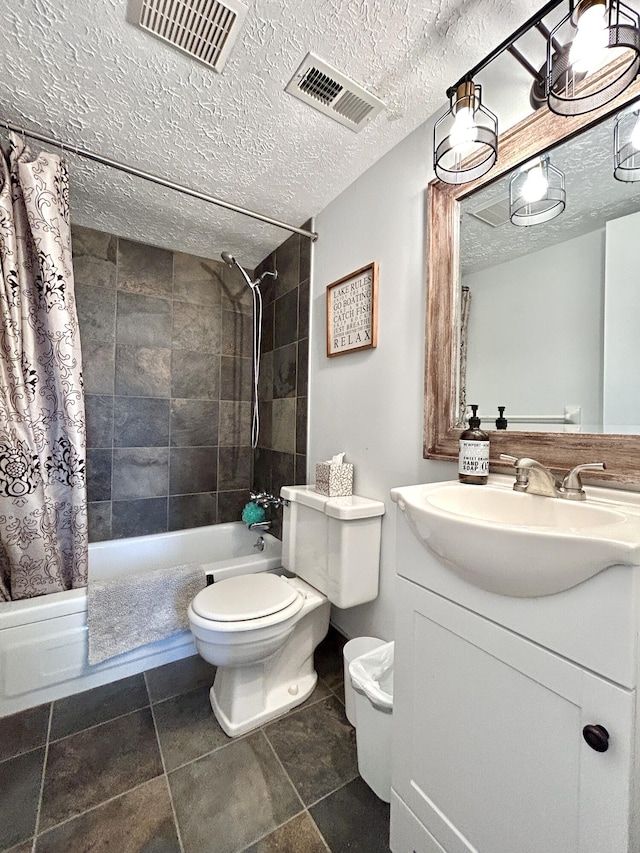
[467,196,511,228]
[285,53,385,132]
[129,0,248,73]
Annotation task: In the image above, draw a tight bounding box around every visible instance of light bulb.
[449,106,478,150]
[521,164,548,203]
[569,1,608,74]
[630,113,640,149]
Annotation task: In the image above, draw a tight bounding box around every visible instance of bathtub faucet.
[250,491,289,510]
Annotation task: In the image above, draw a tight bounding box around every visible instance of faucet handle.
[499,454,518,465]
[561,462,606,500]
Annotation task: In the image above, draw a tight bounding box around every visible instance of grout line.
[247,731,338,853]
[304,772,361,811]
[47,702,151,746]
[260,727,305,811]
[147,677,185,853]
[237,805,306,849]
[163,725,247,775]
[145,670,214,706]
[31,776,168,841]
[161,735,238,773]
[30,701,53,852]
[236,807,332,853]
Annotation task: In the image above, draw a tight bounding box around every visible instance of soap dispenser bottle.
[459,404,490,485]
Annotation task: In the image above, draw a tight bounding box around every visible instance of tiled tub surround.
[252,228,311,517]
[74,225,255,541]
[0,630,391,853]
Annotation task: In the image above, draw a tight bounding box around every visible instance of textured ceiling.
[0,0,544,267]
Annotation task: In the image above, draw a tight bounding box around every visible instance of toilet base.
[208,592,330,737]
[210,669,318,737]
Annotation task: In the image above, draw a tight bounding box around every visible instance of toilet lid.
[191,573,300,622]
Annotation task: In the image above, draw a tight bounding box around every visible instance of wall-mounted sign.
[326,262,378,357]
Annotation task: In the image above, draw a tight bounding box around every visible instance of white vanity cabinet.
[390,502,640,853]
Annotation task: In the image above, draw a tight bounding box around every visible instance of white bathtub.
[0,522,282,717]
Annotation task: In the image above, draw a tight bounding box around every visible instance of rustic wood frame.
[425,58,640,486]
[326,262,379,357]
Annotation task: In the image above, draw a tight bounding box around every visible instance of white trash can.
[342,636,384,726]
[349,641,394,803]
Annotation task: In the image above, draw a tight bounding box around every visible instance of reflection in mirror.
[459,112,640,434]
[424,58,640,484]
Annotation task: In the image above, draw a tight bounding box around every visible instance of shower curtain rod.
[0,119,318,242]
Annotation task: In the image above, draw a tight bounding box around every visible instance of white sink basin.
[391,478,640,597]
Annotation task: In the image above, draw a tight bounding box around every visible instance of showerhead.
[221,251,254,288]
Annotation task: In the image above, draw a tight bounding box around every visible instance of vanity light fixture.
[613,101,640,179]
[509,156,566,225]
[433,0,565,186]
[433,81,498,185]
[546,0,640,116]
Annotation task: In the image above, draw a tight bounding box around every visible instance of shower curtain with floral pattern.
[0,133,87,601]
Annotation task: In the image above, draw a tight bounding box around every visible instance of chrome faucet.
[500,455,606,501]
[250,491,289,510]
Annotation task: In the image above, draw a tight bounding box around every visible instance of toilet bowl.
[188,573,330,736]
[188,485,385,737]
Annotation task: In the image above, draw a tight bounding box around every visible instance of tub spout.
[249,521,271,532]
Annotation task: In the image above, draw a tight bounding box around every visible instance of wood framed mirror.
[424,58,640,486]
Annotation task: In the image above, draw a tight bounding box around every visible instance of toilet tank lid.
[280,485,385,520]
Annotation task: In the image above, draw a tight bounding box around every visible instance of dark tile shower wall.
[253,227,311,523]
[73,225,253,541]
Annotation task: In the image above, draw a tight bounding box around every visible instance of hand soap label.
[458,440,490,476]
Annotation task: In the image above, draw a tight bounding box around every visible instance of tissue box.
[315,462,354,496]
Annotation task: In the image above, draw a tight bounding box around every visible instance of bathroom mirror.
[424,57,640,484]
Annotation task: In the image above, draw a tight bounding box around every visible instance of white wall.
[309,118,454,642]
[604,209,640,429]
[464,228,605,429]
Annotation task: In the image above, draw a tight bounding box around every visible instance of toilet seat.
[191,573,304,631]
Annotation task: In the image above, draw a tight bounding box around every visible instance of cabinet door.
[392,577,635,853]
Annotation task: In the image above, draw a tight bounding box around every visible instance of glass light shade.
[510,157,566,226]
[434,82,498,185]
[569,2,609,72]
[546,0,640,116]
[614,105,640,179]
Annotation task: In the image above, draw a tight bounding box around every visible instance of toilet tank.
[280,485,385,609]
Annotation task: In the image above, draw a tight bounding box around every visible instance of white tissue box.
[315,462,353,496]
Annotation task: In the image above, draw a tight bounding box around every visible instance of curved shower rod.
[0,118,318,242]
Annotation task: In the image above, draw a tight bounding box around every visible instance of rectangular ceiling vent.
[285,53,385,132]
[467,196,511,228]
[129,0,248,73]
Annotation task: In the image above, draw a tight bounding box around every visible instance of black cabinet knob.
[583,724,609,752]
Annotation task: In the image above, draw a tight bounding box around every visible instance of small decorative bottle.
[495,406,508,430]
[458,404,490,485]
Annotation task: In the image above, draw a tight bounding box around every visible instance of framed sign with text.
[326,262,378,357]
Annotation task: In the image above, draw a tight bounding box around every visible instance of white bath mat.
[88,562,206,665]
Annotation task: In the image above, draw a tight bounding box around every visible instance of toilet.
[188,485,385,737]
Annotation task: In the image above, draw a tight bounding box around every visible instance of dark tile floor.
[0,629,390,853]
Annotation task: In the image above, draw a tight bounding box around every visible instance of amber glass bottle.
[458,404,490,485]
